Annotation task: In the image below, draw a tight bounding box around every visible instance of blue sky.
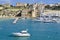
[0,0,60,6]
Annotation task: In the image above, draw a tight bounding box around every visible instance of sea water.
[0,18,60,40]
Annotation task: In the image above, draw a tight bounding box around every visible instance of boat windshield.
[21,32,27,34]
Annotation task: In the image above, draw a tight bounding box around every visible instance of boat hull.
[12,33,30,37]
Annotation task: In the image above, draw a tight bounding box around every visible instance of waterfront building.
[36,3,45,17]
[22,9,32,18]
[31,3,45,18]
[32,3,38,18]
[2,3,11,8]
[16,2,27,7]
[49,4,55,7]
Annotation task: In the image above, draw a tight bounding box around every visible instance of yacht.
[12,30,30,37]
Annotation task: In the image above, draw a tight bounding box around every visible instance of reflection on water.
[14,37,30,40]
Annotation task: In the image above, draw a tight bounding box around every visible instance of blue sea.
[0,18,60,40]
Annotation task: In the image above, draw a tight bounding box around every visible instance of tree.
[45,5,50,9]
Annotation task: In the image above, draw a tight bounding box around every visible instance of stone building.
[22,9,32,18]
[16,2,27,7]
[32,3,38,18]
[38,3,45,16]
[32,3,45,18]
[2,3,11,8]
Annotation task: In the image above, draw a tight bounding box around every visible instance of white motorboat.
[12,30,30,37]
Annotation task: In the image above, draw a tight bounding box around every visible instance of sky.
[0,0,60,6]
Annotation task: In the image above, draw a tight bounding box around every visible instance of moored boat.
[12,30,30,37]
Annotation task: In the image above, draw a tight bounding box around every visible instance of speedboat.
[12,30,30,37]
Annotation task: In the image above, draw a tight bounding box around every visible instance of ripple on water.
[0,19,60,40]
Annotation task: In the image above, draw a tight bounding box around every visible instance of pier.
[13,18,19,23]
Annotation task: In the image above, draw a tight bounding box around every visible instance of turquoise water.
[0,18,60,40]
